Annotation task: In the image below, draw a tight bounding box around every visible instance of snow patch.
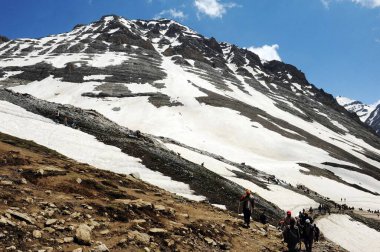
[316,214,380,252]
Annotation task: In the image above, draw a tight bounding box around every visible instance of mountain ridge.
[337,96,380,135]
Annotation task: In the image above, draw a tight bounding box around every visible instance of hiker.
[282,210,292,231]
[54,110,60,123]
[260,210,267,224]
[239,189,255,228]
[71,119,77,128]
[303,219,314,252]
[299,211,304,220]
[283,217,300,252]
[314,224,320,242]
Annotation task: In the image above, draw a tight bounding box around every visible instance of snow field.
[9,55,380,211]
[0,101,205,202]
[165,143,319,214]
[316,214,380,252]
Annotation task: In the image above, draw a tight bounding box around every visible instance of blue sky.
[0,0,379,104]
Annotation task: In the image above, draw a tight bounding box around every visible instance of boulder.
[6,209,35,224]
[131,219,146,224]
[149,228,167,235]
[45,219,57,226]
[153,205,166,211]
[0,217,16,227]
[64,237,74,243]
[33,230,42,239]
[75,224,92,245]
[100,229,110,235]
[114,199,152,209]
[93,244,109,252]
[127,230,150,245]
[204,237,217,246]
[1,180,13,185]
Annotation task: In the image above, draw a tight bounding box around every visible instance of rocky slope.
[0,132,348,252]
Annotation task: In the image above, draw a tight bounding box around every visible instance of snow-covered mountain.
[0,15,380,251]
[337,96,380,134]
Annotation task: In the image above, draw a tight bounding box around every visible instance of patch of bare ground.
[0,132,290,251]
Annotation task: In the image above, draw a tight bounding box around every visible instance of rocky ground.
[0,132,348,252]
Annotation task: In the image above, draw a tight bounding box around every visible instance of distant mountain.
[367,104,380,135]
[337,96,380,134]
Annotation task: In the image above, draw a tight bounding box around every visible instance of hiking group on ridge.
[239,189,321,252]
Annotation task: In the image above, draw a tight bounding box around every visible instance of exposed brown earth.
[0,132,348,252]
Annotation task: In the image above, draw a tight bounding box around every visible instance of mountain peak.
[0,14,380,252]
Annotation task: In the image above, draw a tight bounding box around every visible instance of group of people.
[239,189,321,252]
[281,210,320,252]
[318,204,331,215]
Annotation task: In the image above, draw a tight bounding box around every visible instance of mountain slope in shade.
[0,14,379,236]
[367,104,380,135]
[336,96,380,134]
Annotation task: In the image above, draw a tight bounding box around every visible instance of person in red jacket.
[240,189,255,228]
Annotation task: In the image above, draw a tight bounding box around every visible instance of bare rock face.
[75,224,92,245]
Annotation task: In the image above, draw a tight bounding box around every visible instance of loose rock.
[75,224,92,245]
[33,230,42,239]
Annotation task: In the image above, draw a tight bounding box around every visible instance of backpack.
[303,224,314,240]
[284,226,300,244]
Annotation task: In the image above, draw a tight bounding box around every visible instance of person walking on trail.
[260,210,268,224]
[283,217,300,252]
[313,224,320,242]
[282,210,292,230]
[240,189,255,228]
[303,219,314,252]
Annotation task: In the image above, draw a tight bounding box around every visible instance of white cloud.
[194,0,237,18]
[321,0,332,9]
[352,0,380,7]
[154,8,187,21]
[247,44,282,62]
[321,0,380,9]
